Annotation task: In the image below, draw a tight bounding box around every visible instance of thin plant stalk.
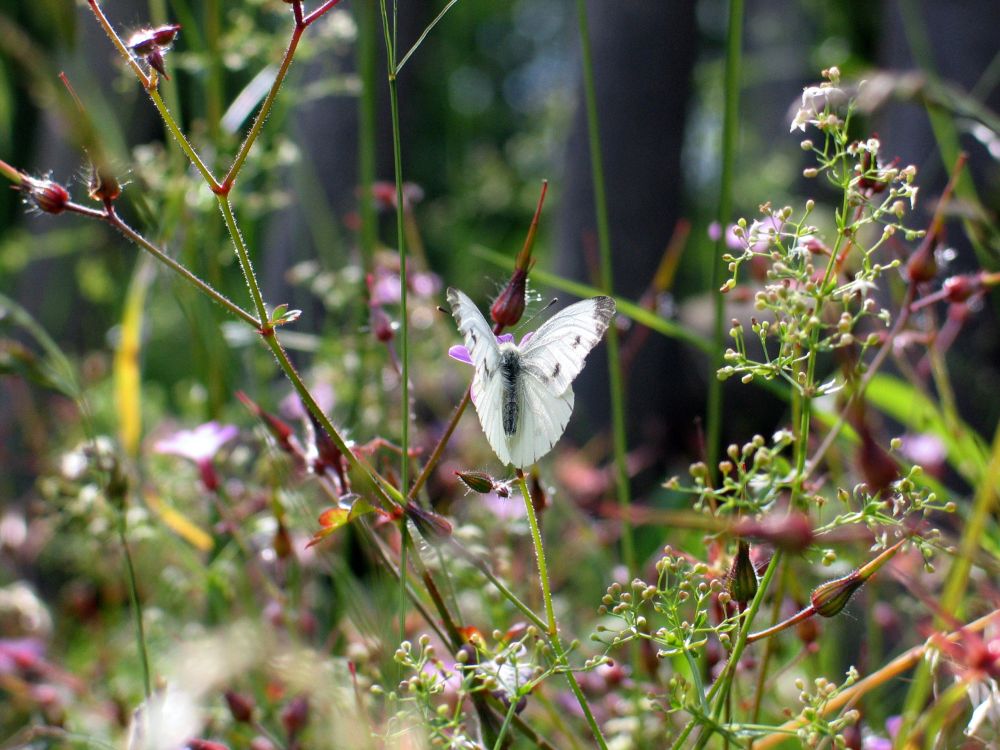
[376,0,412,658]
[117,507,152,699]
[706,0,744,473]
[574,0,634,576]
[516,471,609,750]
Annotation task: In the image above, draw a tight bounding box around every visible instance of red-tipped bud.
[236,391,297,455]
[88,165,121,204]
[370,305,394,342]
[942,275,978,304]
[146,49,169,79]
[810,572,864,617]
[280,695,309,739]
[857,429,898,495]
[273,520,292,560]
[490,268,527,328]
[455,470,495,494]
[224,690,255,723]
[810,539,905,618]
[727,540,759,605]
[151,24,182,47]
[25,178,70,214]
[906,235,939,284]
[405,502,453,539]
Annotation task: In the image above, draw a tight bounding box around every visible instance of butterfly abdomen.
[499,347,521,436]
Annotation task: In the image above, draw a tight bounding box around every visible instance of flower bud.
[455,470,495,494]
[810,539,905,617]
[88,165,121,204]
[942,274,978,304]
[24,177,70,214]
[280,695,309,740]
[187,741,229,750]
[224,690,255,723]
[727,540,758,605]
[405,502,452,539]
[370,305,394,342]
[490,268,527,328]
[810,572,864,617]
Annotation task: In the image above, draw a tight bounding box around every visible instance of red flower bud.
[146,49,169,79]
[25,178,70,215]
[405,502,453,539]
[224,690,255,723]
[88,165,121,204]
[942,275,978,304]
[490,268,527,328]
[370,305,394,342]
[151,24,181,47]
[280,695,309,739]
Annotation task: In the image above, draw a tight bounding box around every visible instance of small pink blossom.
[153,421,238,491]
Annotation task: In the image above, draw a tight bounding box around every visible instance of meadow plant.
[1,5,999,750]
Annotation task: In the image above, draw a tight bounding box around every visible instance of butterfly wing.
[519,296,616,395]
[447,287,511,464]
[505,376,574,469]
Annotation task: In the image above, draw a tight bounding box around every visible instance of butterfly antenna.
[518,298,559,330]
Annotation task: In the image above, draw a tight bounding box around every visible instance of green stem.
[574,0,634,576]
[706,0,744,473]
[216,197,270,323]
[378,0,411,663]
[98,205,259,327]
[357,0,378,273]
[222,19,306,189]
[516,471,608,749]
[117,506,152,699]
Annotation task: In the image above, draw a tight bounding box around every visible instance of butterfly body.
[447,288,615,468]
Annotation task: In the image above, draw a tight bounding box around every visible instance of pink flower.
[153,421,238,491]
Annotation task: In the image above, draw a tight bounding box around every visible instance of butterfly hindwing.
[519,296,615,395]
[506,374,574,469]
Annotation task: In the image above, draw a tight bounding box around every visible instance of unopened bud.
[25,177,70,214]
[455,470,495,494]
[88,165,121,204]
[810,572,864,617]
[405,502,452,539]
[727,540,758,605]
[490,268,527,328]
[370,304,394,342]
[280,695,309,740]
[942,275,978,304]
[224,690,255,723]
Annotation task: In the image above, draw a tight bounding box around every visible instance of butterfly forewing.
[519,296,616,395]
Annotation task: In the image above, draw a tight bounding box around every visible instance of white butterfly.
[447,287,616,469]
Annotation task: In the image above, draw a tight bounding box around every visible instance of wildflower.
[790,84,847,133]
[368,181,424,211]
[153,422,239,492]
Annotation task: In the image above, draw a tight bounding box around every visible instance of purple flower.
[448,333,535,366]
[153,421,238,491]
[0,638,44,674]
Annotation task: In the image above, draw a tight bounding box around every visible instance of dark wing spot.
[552,363,561,378]
[572,335,582,347]
[470,332,477,345]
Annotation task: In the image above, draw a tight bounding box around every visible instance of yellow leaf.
[144,490,213,551]
[114,257,154,456]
